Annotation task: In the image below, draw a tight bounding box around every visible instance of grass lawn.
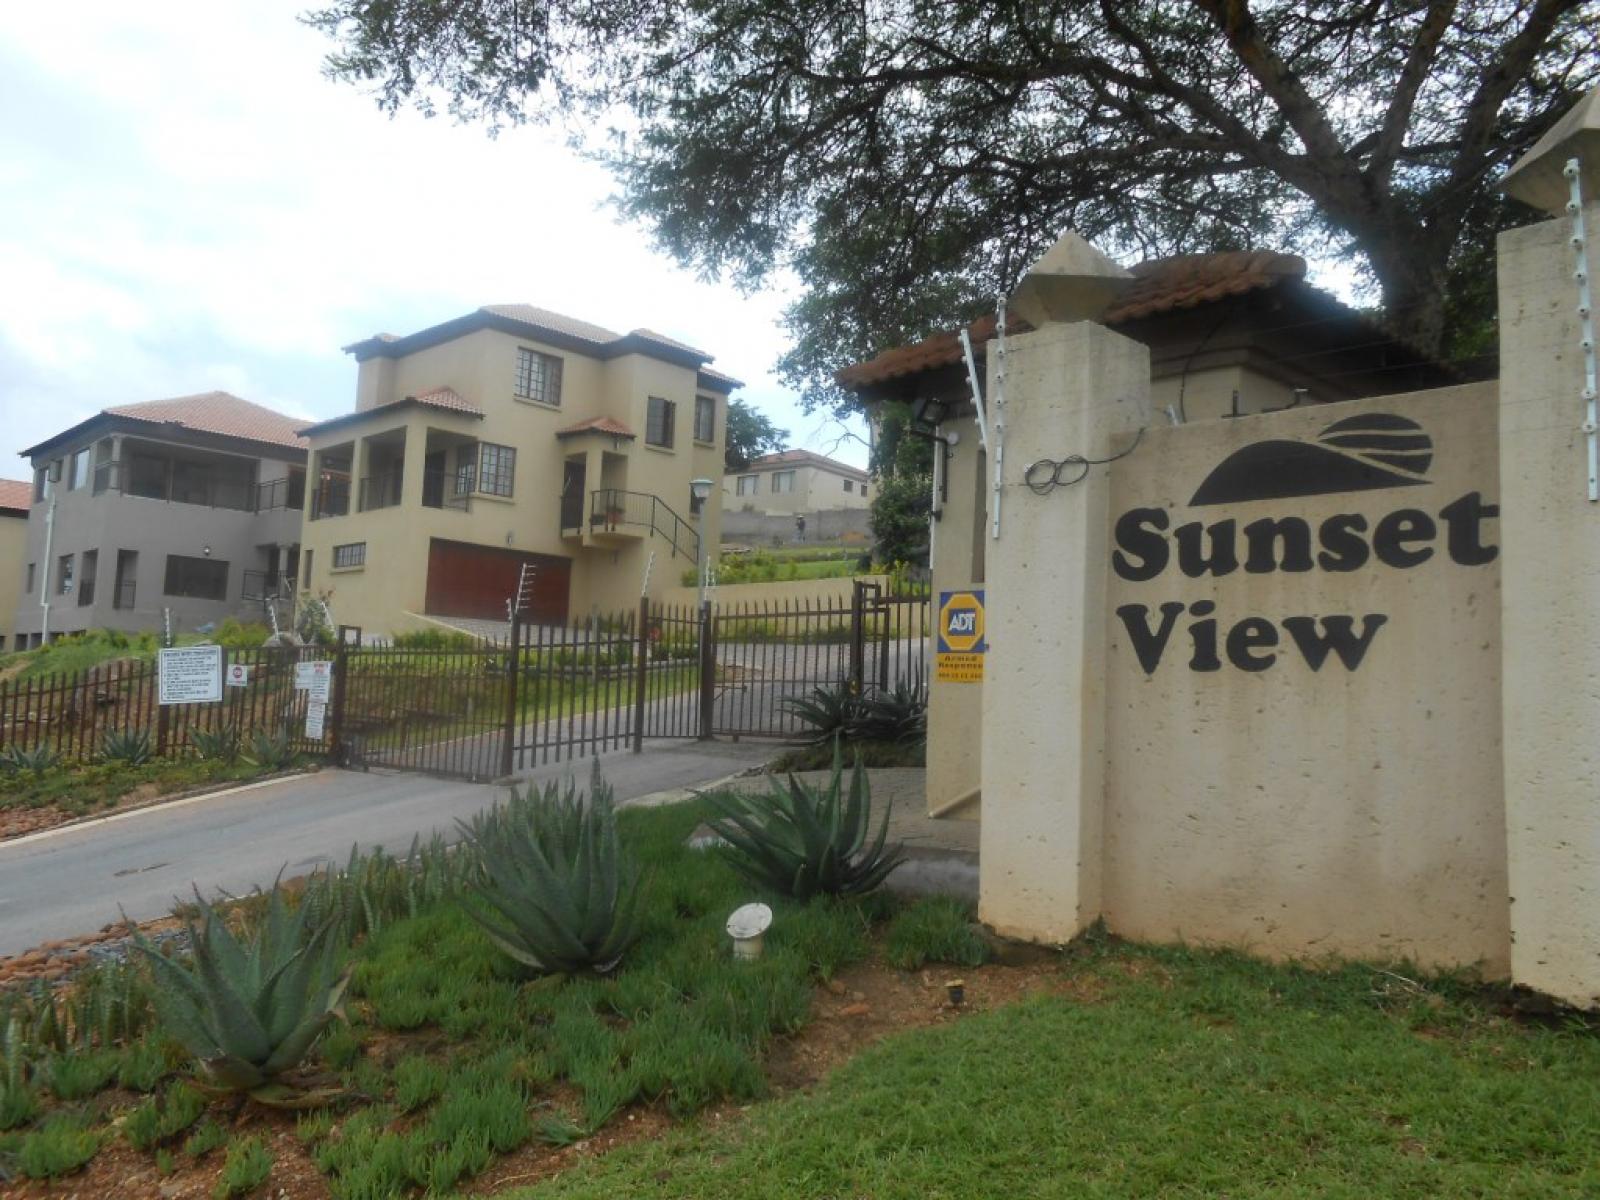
[0,755,295,823]
[520,940,1600,1199]
[6,787,1600,1198]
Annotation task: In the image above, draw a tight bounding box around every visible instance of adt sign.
[937,590,986,682]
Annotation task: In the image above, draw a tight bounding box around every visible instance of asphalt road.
[0,739,773,956]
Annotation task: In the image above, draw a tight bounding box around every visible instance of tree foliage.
[723,397,787,471]
[307,0,1599,413]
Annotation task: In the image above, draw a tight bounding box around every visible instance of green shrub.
[885,897,991,970]
[118,1038,172,1092]
[0,1078,41,1130]
[43,1048,120,1100]
[0,744,60,774]
[244,729,296,772]
[183,1118,228,1158]
[17,1115,99,1179]
[391,629,480,651]
[392,1055,447,1112]
[122,1082,205,1150]
[457,762,644,976]
[215,1135,274,1198]
[214,619,271,652]
[190,724,242,764]
[705,746,904,899]
[130,883,349,1104]
[99,726,153,766]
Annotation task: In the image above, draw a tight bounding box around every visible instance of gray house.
[13,392,309,646]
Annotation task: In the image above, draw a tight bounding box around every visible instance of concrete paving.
[0,739,775,957]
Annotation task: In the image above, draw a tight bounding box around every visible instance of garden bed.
[0,758,312,843]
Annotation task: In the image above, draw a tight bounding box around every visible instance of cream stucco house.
[725,449,870,516]
[298,304,739,636]
[0,480,29,652]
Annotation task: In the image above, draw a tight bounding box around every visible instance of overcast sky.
[0,3,870,479]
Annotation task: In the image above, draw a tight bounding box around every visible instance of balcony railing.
[112,578,135,611]
[359,471,404,512]
[241,570,294,603]
[588,489,699,562]
[310,479,351,520]
[255,475,306,512]
[421,469,471,512]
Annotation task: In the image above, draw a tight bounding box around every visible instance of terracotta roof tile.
[837,250,1307,391]
[0,479,31,513]
[629,328,711,359]
[410,387,482,415]
[480,304,623,346]
[744,449,869,479]
[103,392,309,449]
[556,415,637,439]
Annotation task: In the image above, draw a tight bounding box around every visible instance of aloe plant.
[705,743,904,899]
[100,727,153,766]
[457,762,643,976]
[129,886,348,1106]
[0,744,59,774]
[245,730,296,771]
[850,680,927,745]
[190,724,241,763]
[783,683,863,745]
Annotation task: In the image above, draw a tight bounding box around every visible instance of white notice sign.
[226,663,250,688]
[305,700,326,740]
[295,660,334,702]
[158,646,223,705]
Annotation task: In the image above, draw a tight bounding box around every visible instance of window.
[163,554,229,601]
[771,470,795,494]
[860,485,867,499]
[93,439,113,494]
[515,347,563,406]
[79,550,97,607]
[332,542,366,570]
[69,448,89,491]
[114,550,138,610]
[694,395,715,443]
[127,453,168,500]
[454,445,477,498]
[57,554,74,595]
[25,563,34,593]
[303,549,314,589]
[477,443,516,497]
[736,475,759,496]
[646,396,676,448]
[843,479,853,493]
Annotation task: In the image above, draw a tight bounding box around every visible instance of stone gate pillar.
[1496,91,1600,1007]
[978,235,1151,942]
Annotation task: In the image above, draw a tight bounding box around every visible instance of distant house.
[725,449,871,517]
[0,480,29,652]
[13,393,309,646]
[297,304,739,636]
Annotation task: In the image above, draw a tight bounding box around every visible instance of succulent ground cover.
[0,771,990,1196]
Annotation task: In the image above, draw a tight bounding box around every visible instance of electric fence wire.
[1023,426,1147,495]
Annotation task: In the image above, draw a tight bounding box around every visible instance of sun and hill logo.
[1190,413,1433,506]
[1111,412,1496,676]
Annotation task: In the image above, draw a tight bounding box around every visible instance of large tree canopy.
[723,396,787,470]
[307,0,1599,413]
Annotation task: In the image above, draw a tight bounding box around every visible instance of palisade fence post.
[697,599,716,740]
[632,596,649,753]
[849,579,866,694]
[500,613,523,777]
[328,641,351,765]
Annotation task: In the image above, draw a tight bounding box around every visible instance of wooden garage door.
[424,539,571,624]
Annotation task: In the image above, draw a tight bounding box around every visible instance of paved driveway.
[0,739,773,957]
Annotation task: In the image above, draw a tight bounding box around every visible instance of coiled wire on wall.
[1023,426,1146,495]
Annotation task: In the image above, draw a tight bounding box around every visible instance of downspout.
[38,483,57,642]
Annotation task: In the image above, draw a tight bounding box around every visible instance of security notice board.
[157,645,224,705]
[936,590,986,683]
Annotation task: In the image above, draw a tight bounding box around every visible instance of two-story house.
[297,304,739,636]
[0,480,29,652]
[725,449,871,516]
[13,393,309,646]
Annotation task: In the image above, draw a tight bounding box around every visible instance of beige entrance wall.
[1101,384,1506,972]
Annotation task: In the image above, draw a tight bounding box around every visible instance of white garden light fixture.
[726,902,772,961]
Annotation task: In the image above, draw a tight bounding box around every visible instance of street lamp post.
[690,478,714,605]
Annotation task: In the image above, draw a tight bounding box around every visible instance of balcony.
[255,474,306,512]
[241,570,295,603]
[358,471,404,512]
[421,469,471,512]
[582,489,699,562]
[91,458,256,511]
[310,479,351,520]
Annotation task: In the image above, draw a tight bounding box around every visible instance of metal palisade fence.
[0,584,931,780]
